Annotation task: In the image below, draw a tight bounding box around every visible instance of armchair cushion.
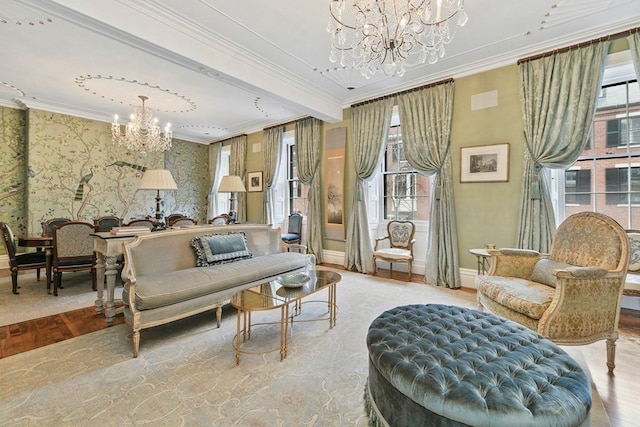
[627,230,640,272]
[191,232,252,267]
[530,259,574,288]
[475,275,554,319]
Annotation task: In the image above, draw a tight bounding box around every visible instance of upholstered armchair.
[373,220,416,281]
[476,212,629,374]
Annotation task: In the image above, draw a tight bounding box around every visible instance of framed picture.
[460,143,510,183]
[247,171,263,192]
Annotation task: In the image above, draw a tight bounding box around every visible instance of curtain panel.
[629,32,640,80]
[207,142,221,220]
[262,126,283,225]
[295,117,323,262]
[229,135,247,224]
[344,98,394,273]
[397,81,460,288]
[516,41,608,252]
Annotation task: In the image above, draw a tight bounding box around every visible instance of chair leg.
[407,261,412,282]
[11,270,19,294]
[54,272,61,296]
[132,331,140,358]
[606,337,617,375]
[36,268,41,282]
[373,258,377,275]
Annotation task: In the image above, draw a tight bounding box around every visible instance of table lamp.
[218,175,246,224]
[137,169,178,230]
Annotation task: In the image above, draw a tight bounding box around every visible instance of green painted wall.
[451,65,526,269]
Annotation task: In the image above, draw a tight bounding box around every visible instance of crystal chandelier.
[328,0,468,79]
[112,95,172,153]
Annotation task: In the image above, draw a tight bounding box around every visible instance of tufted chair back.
[550,211,629,272]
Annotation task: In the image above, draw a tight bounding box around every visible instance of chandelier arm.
[329,2,358,30]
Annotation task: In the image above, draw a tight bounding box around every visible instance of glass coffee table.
[230,269,341,364]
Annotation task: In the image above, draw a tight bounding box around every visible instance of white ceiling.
[1,0,638,144]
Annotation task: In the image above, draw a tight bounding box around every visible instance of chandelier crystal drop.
[112,95,172,153]
[328,0,468,79]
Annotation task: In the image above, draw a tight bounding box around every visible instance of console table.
[92,232,137,323]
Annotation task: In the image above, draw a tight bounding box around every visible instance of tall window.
[553,50,640,228]
[287,142,309,215]
[382,124,430,221]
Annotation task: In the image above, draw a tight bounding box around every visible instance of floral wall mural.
[0,107,209,242]
[0,107,27,255]
[164,140,210,223]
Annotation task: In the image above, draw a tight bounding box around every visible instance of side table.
[468,248,491,275]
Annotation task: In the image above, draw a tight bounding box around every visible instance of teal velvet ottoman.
[365,304,591,427]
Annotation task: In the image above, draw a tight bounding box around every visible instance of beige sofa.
[475,212,629,374]
[121,224,309,357]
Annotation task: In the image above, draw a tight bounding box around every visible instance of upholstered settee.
[121,224,310,357]
[475,212,629,375]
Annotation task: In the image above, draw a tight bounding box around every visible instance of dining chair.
[93,215,123,232]
[41,217,71,237]
[123,219,155,230]
[171,217,198,227]
[165,214,187,226]
[51,221,97,296]
[208,214,230,225]
[1,222,47,295]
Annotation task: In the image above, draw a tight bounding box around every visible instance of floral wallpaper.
[0,107,27,255]
[164,140,210,223]
[0,107,209,245]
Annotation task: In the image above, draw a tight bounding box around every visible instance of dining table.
[17,235,54,294]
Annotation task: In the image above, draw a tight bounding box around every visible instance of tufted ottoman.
[365,304,591,427]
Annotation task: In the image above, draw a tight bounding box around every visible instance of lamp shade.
[218,175,246,193]
[137,169,178,190]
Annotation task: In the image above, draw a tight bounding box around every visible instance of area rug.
[0,268,608,426]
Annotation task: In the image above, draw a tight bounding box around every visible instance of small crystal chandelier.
[328,0,468,79]
[112,95,172,153]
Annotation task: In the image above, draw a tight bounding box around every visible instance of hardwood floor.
[1,266,639,426]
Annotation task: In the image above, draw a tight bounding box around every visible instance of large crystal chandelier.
[112,95,172,153]
[328,0,468,79]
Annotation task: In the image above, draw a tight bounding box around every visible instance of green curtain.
[397,81,460,288]
[207,142,221,220]
[629,32,640,80]
[517,41,608,252]
[262,126,283,225]
[344,98,394,273]
[229,135,247,224]
[295,118,323,262]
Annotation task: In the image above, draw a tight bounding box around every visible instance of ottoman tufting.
[364,304,592,427]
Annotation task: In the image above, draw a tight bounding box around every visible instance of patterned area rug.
[0,268,608,426]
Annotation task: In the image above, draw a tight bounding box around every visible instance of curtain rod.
[518,26,640,65]
[209,133,247,145]
[264,116,311,132]
[351,77,454,108]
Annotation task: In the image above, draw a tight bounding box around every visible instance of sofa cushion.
[125,252,307,310]
[476,275,555,320]
[628,231,640,272]
[191,232,252,267]
[530,258,573,288]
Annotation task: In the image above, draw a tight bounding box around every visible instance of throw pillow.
[191,232,252,267]
[530,258,573,288]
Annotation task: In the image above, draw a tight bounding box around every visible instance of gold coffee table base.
[231,270,341,364]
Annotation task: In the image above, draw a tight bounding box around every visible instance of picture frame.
[460,143,510,183]
[247,171,263,192]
